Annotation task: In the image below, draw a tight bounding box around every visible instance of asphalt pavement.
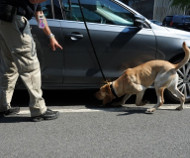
[1,90,190,158]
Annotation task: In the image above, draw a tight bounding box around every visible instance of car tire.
[165,59,190,103]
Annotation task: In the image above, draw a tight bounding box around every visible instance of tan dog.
[96,42,190,113]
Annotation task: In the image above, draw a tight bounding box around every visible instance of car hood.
[165,27,190,38]
[151,23,190,40]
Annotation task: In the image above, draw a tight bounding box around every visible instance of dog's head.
[95,83,114,105]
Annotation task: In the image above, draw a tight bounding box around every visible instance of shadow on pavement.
[0,115,31,123]
[11,89,161,107]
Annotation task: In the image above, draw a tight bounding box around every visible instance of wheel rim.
[177,61,190,100]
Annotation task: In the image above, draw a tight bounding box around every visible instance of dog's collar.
[110,82,119,98]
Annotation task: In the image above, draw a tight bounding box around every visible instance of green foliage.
[170,0,190,12]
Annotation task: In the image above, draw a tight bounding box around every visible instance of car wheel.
[165,60,190,103]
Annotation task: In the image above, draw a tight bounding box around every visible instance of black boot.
[32,109,59,122]
[0,107,20,116]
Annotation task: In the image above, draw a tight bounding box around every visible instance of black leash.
[77,0,108,83]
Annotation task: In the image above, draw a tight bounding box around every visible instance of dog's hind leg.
[146,71,172,113]
[168,85,185,111]
[146,87,165,113]
[167,74,185,110]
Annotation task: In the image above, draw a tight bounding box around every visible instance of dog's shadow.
[117,107,153,116]
[85,101,154,116]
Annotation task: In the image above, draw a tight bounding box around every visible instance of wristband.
[48,33,55,39]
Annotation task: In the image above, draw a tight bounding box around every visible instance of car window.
[62,0,134,26]
[41,0,63,19]
[41,0,53,19]
[53,0,63,19]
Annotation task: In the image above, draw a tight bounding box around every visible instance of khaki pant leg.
[0,16,47,117]
[0,35,19,111]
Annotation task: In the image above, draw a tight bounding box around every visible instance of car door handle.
[67,32,84,40]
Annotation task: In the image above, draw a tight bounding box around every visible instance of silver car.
[28,0,190,102]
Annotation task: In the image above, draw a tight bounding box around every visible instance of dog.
[95,42,190,113]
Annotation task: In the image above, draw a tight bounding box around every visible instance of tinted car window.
[41,0,53,19]
[41,0,63,19]
[53,0,63,19]
[162,16,173,26]
[62,0,134,26]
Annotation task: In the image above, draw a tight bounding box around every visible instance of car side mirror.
[134,14,146,28]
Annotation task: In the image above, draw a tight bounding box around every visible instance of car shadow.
[0,115,31,123]
[12,89,159,106]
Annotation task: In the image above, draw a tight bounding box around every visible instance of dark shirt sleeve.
[7,0,19,6]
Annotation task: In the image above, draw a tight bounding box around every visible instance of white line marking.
[17,105,190,115]
[18,108,102,115]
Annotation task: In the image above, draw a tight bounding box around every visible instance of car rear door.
[59,0,102,88]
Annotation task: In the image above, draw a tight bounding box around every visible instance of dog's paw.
[146,108,156,113]
[110,102,123,107]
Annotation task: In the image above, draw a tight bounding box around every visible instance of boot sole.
[32,114,59,122]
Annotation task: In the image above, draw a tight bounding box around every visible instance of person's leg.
[0,20,20,114]
[0,16,58,120]
[12,16,58,120]
[11,16,48,117]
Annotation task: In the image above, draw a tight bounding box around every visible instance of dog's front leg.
[111,94,131,106]
[135,90,147,106]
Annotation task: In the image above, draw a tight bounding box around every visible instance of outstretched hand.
[49,37,63,51]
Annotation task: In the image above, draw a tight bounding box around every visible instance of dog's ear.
[105,83,112,93]
[96,83,113,105]
[95,84,109,100]
[102,84,113,105]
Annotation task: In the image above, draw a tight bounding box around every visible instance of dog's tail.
[174,42,190,70]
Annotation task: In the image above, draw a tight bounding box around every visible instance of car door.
[30,0,64,88]
[60,0,156,88]
[59,0,101,88]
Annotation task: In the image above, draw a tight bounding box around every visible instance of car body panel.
[30,19,64,88]
[25,0,190,91]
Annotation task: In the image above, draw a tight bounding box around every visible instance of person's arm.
[35,11,63,51]
[29,0,47,4]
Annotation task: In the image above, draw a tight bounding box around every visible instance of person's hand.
[49,37,63,51]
